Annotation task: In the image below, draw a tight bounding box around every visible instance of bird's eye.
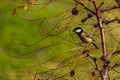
[75,29,81,33]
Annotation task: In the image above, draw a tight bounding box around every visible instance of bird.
[73,27,99,49]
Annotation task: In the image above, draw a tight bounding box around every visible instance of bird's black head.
[73,27,83,34]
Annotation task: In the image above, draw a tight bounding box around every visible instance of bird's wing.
[85,32,95,42]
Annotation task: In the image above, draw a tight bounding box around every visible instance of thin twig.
[74,0,96,15]
[81,5,120,23]
[86,51,101,72]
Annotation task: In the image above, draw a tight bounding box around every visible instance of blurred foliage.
[0,0,41,80]
[0,0,120,80]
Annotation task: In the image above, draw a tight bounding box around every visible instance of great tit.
[73,27,99,49]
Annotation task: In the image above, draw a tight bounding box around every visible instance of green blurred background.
[0,0,120,80]
[0,0,41,80]
[0,0,74,80]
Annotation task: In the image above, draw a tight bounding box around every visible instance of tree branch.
[81,5,120,23]
[91,0,108,80]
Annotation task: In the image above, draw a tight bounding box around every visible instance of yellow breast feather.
[81,32,92,43]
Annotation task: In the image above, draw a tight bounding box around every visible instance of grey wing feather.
[85,32,95,42]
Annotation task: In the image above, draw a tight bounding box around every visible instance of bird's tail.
[91,42,99,49]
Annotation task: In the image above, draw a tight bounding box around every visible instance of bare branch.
[91,0,109,80]
[74,0,96,15]
[82,50,101,72]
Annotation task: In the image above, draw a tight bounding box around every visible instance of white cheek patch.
[75,29,82,33]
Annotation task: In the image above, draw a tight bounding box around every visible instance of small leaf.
[24,3,28,10]
[12,8,16,16]
[31,0,35,5]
